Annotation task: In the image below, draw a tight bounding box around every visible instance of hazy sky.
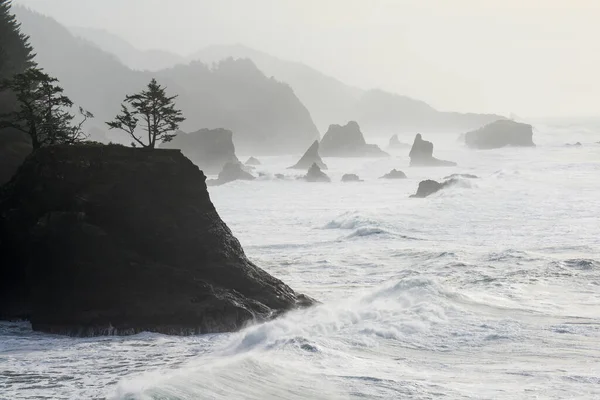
[15,0,600,118]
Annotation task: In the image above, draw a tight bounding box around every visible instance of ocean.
[1,121,599,399]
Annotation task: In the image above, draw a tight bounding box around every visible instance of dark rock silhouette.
[245,157,261,165]
[320,121,388,157]
[380,169,407,179]
[444,173,479,180]
[207,162,255,186]
[0,145,313,336]
[388,134,410,149]
[341,174,362,182]
[275,173,285,179]
[410,179,459,198]
[409,134,457,167]
[465,120,535,149]
[162,128,239,174]
[0,129,32,186]
[566,142,582,147]
[304,163,331,182]
[288,140,327,170]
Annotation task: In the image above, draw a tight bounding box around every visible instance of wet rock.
[207,162,255,186]
[304,163,331,182]
[380,169,407,179]
[320,121,388,157]
[288,140,327,170]
[410,178,459,198]
[0,144,314,336]
[465,120,535,149]
[409,134,456,167]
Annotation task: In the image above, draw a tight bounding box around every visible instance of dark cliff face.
[0,145,313,336]
[161,128,239,174]
[465,120,535,149]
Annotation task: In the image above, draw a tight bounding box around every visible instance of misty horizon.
[13,0,600,119]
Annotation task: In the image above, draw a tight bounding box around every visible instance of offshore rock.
[245,156,261,165]
[0,144,313,336]
[410,178,459,198]
[304,163,331,182]
[380,169,407,179]
[288,140,327,170]
[320,121,388,157]
[465,120,535,149]
[409,134,456,167]
[207,162,255,186]
[341,174,362,182]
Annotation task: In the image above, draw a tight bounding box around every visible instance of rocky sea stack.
[465,120,535,149]
[161,128,239,174]
[0,145,313,336]
[341,174,361,182]
[388,134,410,149]
[245,156,261,165]
[409,134,457,167]
[304,163,331,182]
[207,162,255,186]
[288,140,327,170]
[320,121,388,157]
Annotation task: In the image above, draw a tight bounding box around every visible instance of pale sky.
[15,0,600,118]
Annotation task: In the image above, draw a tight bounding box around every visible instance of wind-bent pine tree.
[106,78,185,148]
[0,67,93,148]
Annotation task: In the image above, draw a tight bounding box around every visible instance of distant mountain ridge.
[14,7,319,154]
[68,27,504,134]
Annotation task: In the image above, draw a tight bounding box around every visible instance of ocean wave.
[323,212,380,230]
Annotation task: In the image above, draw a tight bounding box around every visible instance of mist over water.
[2,123,599,399]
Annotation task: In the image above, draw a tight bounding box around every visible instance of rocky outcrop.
[465,120,535,149]
[161,128,239,174]
[245,157,261,165]
[288,140,327,170]
[410,178,459,198]
[207,162,255,186]
[341,174,361,182]
[380,169,407,179]
[304,163,330,182]
[566,142,582,147]
[320,121,388,157]
[409,134,456,167]
[388,134,410,149]
[0,129,32,186]
[0,145,313,336]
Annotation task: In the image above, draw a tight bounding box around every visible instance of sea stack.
[0,145,313,336]
[409,134,457,167]
[288,140,327,170]
[207,162,255,186]
[465,120,535,149]
[320,121,388,157]
[161,128,239,174]
[388,134,409,149]
[245,156,261,165]
[380,169,407,179]
[304,163,331,182]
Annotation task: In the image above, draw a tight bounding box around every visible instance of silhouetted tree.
[0,67,93,148]
[0,0,35,81]
[106,78,184,148]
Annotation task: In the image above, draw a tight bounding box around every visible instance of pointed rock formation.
[207,162,255,186]
[304,163,331,182]
[245,156,261,165]
[409,134,457,167]
[388,134,410,149]
[0,145,314,336]
[465,120,535,149]
[288,140,327,170]
[320,121,388,157]
[380,169,407,179]
[410,178,461,198]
